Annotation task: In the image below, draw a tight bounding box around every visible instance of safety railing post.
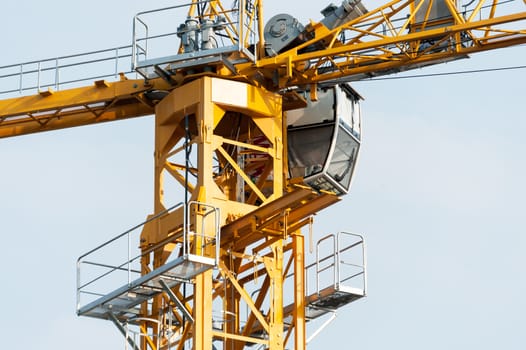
[362,235,368,295]
[333,234,338,289]
[316,233,338,294]
[115,47,119,78]
[186,201,220,263]
[76,202,183,312]
[239,0,246,53]
[337,231,367,293]
[54,58,59,90]
[216,207,220,260]
[132,14,149,71]
[37,61,41,91]
[143,19,149,61]
[132,16,137,71]
[336,232,341,289]
[76,259,81,312]
[18,64,23,94]
[183,201,188,257]
[317,238,321,295]
[128,226,131,286]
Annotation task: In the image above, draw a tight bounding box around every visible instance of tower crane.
[1,1,525,350]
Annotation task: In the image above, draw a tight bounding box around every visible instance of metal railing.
[76,201,220,313]
[1,1,263,97]
[132,0,258,78]
[306,231,367,297]
[76,203,184,311]
[185,201,221,262]
[0,45,140,98]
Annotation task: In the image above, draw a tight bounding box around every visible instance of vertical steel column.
[192,77,216,350]
[292,233,306,350]
[150,77,285,350]
[268,240,284,350]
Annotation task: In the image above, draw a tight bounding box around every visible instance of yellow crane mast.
[0,1,525,350]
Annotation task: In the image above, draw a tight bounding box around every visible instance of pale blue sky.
[1,1,525,349]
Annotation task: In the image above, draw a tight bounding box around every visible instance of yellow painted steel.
[1,1,526,350]
[292,233,306,350]
[246,10,526,87]
[1,0,524,139]
[134,77,340,350]
[0,77,170,138]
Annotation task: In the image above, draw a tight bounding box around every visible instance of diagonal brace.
[107,312,141,350]
[159,279,194,323]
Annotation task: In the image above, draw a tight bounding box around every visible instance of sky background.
[1,0,525,349]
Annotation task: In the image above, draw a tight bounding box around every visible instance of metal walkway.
[0,45,138,98]
[303,284,366,320]
[255,232,367,333]
[131,2,257,80]
[301,231,367,319]
[76,201,220,323]
[78,254,215,322]
[0,2,258,98]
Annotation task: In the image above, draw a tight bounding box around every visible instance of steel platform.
[78,254,215,322]
[250,284,365,337]
[304,285,365,319]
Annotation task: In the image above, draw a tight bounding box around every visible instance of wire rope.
[360,64,526,81]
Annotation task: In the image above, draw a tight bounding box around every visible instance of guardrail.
[76,203,185,312]
[306,231,367,297]
[76,201,221,314]
[132,0,258,78]
[0,45,141,98]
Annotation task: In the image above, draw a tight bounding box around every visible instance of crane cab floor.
[77,254,215,323]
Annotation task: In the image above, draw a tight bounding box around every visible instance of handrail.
[77,202,183,262]
[341,231,367,295]
[311,231,366,297]
[0,44,141,96]
[0,45,134,70]
[186,201,221,264]
[306,239,363,270]
[76,200,221,314]
[316,234,337,294]
[76,202,184,311]
[132,2,192,71]
[132,15,149,70]
[131,0,257,78]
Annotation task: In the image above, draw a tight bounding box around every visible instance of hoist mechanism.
[1,0,525,350]
[264,0,369,56]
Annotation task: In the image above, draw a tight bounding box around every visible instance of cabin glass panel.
[327,125,359,191]
[286,84,362,196]
[287,124,334,178]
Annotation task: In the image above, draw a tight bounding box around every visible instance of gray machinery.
[264,0,368,56]
[177,15,226,53]
[172,1,366,197]
[262,1,367,196]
